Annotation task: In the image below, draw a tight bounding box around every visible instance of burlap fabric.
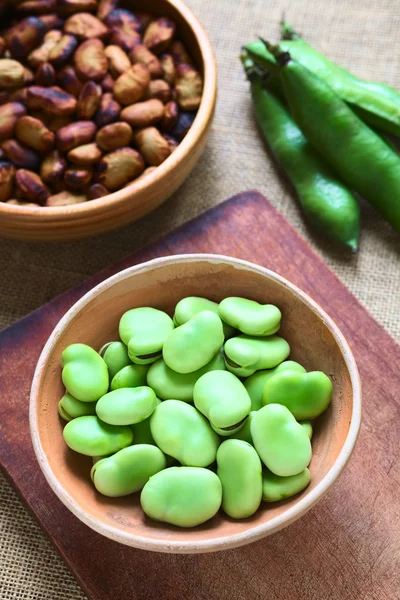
[0,0,399,597]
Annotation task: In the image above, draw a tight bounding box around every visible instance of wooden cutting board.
[0,192,399,600]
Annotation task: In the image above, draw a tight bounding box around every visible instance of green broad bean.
[224,335,290,377]
[61,344,109,402]
[251,404,311,476]
[119,307,174,364]
[58,392,97,421]
[63,415,133,456]
[219,297,281,336]
[91,444,166,497]
[301,421,313,439]
[141,466,222,527]
[163,310,224,374]
[99,341,131,380]
[150,400,220,467]
[147,352,225,402]
[262,371,332,419]
[110,364,149,390]
[193,370,251,431]
[96,386,157,426]
[173,296,236,338]
[131,397,162,445]
[217,439,262,518]
[262,468,311,502]
[227,411,257,444]
[244,361,306,410]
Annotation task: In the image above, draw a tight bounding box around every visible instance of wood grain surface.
[0,192,399,600]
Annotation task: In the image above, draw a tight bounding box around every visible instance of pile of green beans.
[242,21,400,251]
[58,296,333,528]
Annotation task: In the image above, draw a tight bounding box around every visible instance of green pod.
[244,360,306,411]
[174,296,236,338]
[262,370,332,419]
[58,392,97,421]
[119,307,174,364]
[224,334,290,377]
[219,297,281,336]
[96,386,157,425]
[301,421,313,440]
[163,310,224,374]
[91,444,166,497]
[278,53,400,232]
[141,466,222,527]
[241,60,360,251]
[63,415,133,456]
[245,28,400,136]
[131,397,162,445]
[110,364,149,390]
[217,439,262,518]
[146,352,225,402]
[227,411,257,444]
[251,404,311,476]
[61,343,109,402]
[193,370,251,431]
[150,400,220,467]
[262,468,311,502]
[99,341,131,380]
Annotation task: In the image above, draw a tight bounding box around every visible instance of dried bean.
[40,149,66,184]
[133,127,171,166]
[0,58,25,88]
[121,98,164,128]
[104,44,131,78]
[64,166,92,189]
[143,18,176,55]
[131,44,163,79]
[26,85,77,115]
[35,61,55,86]
[95,147,144,190]
[68,142,102,165]
[0,162,15,202]
[15,115,54,151]
[87,182,108,199]
[74,38,108,81]
[15,168,49,203]
[145,79,171,103]
[2,139,40,169]
[64,12,108,39]
[56,65,83,96]
[77,81,101,119]
[95,121,132,150]
[57,120,97,151]
[46,189,87,205]
[113,63,150,105]
[48,33,78,66]
[0,102,26,140]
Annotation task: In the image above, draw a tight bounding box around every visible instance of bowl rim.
[0,0,217,221]
[30,254,362,553]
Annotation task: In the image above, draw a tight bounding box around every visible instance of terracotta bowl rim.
[0,0,217,221]
[30,254,362,553]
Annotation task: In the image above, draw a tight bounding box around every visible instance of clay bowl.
[30,254,361,553]
[0,0,216,242]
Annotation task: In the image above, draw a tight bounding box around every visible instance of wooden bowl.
[30,255,361,553]
[0,0,216,242]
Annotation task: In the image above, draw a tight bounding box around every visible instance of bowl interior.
[32,257,355,549]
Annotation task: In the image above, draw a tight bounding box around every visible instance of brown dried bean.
[67,142,102,165]
[74,38,108,82]
[5,16,46,59]
[48,34,78,67]
[160,100,179,131]
[87,182,108,199]
[65,12,108,39]
[170,41,193,66]
[40,149,66,184]
[56,120,96,151]
[26,85,77,115]
[77,80,101,119]
[97,0,118,21]
[175,64,203,111]
[95,147,144,190]
[105,9,141,52]
[95,121,132,151]
[100,72,114,92]
[27,29,61,67]
[15,115,54,151]
[2,139,40,169]
[0,59,25,88]
[143,18,176,55]
[94,92,120,127]
[104,45,131,78]
[145,79,171,103]
[16,0,57,14]
[8,87,28,103]
[113,63,150,105]
[170,110,195,140]
[15,168,49,203]
[0,103,26,140]
[131,44,162,79]
[120,99,163,128]
[24,67,35,84]
[37,14,64,30]
[56,65,82,97]
[133,127,171,166]
[0,162,15,202]
[58,0,97,15]
[160,53,175,86]
[35,61,55,86]
[64,166,92,189]
[46,190,87,206]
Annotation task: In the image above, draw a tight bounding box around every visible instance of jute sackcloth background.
[0,0,399,597]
